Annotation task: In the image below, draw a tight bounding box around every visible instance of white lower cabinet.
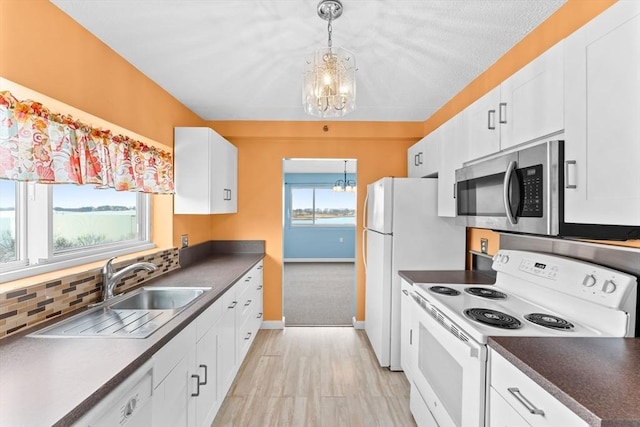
[400,280,414,380]
[152,323,196,427]
[488,349,588,427]
[150,261,263,427]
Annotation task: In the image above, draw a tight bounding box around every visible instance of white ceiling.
[50,0,566,122]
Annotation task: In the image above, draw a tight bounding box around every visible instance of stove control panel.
[492,250,637,310]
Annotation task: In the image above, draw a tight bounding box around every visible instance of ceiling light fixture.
[333,160,356,192]
[303,0,356,118]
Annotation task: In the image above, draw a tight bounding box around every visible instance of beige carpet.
[283,263,355,326]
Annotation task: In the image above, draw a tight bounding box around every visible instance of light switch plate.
[181,234,189,248]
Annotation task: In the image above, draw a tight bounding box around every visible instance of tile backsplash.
[0,248,180,340]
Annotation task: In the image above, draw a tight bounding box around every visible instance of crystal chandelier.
[303,0,356,118]
[333,160,356,192]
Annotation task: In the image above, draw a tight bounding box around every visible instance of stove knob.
[602,280,617,294]
[582,274,597,287]
[501,255,509,264]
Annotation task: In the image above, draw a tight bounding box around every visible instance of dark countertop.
[488,337,640,427]
[0,252,264,427]
[398,270,496,285]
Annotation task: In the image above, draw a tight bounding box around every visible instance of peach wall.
[0,0,209,249]
[205,121,423,322]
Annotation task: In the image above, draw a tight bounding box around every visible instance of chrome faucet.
[102,257,158,303]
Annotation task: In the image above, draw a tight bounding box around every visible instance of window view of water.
[291,187,356,226]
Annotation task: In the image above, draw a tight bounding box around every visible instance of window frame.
[289,185,356,228]
[0,182,153,283]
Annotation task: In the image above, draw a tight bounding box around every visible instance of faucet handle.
[103,256,117,275]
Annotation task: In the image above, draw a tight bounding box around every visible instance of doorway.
[282,158,357,326]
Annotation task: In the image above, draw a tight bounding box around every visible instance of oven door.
[410,292,486,427]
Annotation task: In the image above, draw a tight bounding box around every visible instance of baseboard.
[284,258,355,263]
[260,317,285,330]
[352,316,365,329]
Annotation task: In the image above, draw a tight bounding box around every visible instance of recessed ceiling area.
[50,0,566,122]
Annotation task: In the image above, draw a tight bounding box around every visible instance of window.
[0,180,17,264]
[291,187,356,226]
[0,182,151,282]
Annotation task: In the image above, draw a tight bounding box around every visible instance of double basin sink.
[31,287,211,339]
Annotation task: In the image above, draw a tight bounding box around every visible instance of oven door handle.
[503,160,519,225]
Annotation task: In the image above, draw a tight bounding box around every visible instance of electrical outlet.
[181,234,189,248]
[480,238,488,254]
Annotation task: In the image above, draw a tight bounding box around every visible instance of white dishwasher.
[74,359,153,427]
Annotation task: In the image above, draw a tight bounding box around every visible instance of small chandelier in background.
[303,0,357,118]
[333,160,356,192]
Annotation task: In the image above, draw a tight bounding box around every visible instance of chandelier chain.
[327,17,333,48]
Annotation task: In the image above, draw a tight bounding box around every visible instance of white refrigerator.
[364,177,465,370]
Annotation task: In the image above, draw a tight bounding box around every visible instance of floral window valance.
[0,91,174,194]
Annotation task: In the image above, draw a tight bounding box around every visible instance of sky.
[0,180,136,209]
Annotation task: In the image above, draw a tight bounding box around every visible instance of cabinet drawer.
[196,297,223,341]
[489,350,588,427]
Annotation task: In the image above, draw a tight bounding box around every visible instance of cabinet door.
[465,86,501,162]
[194,326,219,427]
[488,387,531,427]
[209,134,238,214]
[564,1,640,226]
[500,41,564,150]
[438,114,467,217]
[407,139,424,178]
[217,287,237,398]
[399,280,413,380]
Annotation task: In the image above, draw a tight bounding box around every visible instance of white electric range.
[407,249,637,427]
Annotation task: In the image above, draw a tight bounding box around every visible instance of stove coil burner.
[464,308,522,329]
[525,313,574,330]
[465,287,507,300]
[429,286,461,296]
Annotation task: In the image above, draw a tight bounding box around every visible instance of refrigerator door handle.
[362,228,368,271]
[362,192,369,230]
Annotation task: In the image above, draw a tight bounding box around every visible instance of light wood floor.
[212,327,417,427]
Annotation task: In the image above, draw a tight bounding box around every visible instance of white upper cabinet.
[408,130,441,178]
[463,41,564,163]
[438,113,468,217]
[564,0,640,226]
[174,127,238,214]
[499,40,564,150]
[464,86,501,161]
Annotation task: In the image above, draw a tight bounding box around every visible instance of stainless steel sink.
[109,287,208,310]
[30,287,211,339]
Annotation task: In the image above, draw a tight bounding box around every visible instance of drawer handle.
[228,301,237,309]
[257,285,263,290]
[245,276,252,282]
[402,289,409,296]
[199,364,207,386]
[191,374,201,397]
[244,332,252,340]
[507,387,545,415]
[257,312,263,319]
[245,299,252,307]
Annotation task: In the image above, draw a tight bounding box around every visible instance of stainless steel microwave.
[455,141,560,236]
[455,140,639,240]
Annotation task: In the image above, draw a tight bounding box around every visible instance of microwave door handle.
[503,161,518,225]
